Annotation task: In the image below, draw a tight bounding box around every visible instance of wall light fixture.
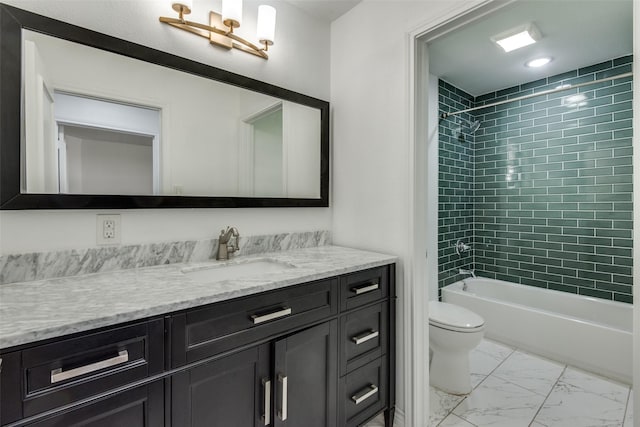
[160,0,276,59]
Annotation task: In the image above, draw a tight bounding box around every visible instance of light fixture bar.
[159,2,275,59]
[441,71,633,119]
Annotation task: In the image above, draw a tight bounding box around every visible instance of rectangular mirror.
[0,4,329,209]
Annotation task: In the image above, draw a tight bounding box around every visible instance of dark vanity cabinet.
[0,264,395,427]
[22,382,165,427]
[172,322,337,427]
[171,344,271,427]
[0,320,165,426]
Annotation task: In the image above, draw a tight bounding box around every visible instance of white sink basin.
[183,259,294,283]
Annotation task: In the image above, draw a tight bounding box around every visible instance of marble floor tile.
[452,375,546,427]
[475,339,515,361]
[438,413,477,426]
[560,367,630,404]
[429,386,465,426]
[533,368,629,426]
[468,340,514,387]
[469,347,508,377]
[623,390,633,427]
[470,372,487,389]
[491,350,564,396]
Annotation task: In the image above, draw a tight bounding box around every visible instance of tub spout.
[459,268,475,278]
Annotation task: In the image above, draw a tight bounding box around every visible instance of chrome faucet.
[459,268,475,278]
[216,226,240,260]
[454,240,471,255]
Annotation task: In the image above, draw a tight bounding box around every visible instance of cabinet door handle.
[351,384,378,405]
[50,350,129,384]
[251,307,292,324]
[351,283,379,295]
[278,374,288,421]
[352,330,379,345]
[262,378,271,425]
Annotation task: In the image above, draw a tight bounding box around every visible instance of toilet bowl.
[429,300,485,395]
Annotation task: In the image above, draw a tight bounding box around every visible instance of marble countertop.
[0,245,396,350]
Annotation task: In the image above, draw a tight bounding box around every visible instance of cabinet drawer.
[172,278,338,366]
[340,302,387,375]
[20,319,164,419]
[340,267,388,311]
[23,380,164,427]
[339,357,387,427]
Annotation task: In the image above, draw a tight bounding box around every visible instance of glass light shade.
[222,0,243,28]
[525,57,552,68]
[257,5,276,45]
[172,0,192,13]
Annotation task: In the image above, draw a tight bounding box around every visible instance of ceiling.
[285,0,361,22]
[428,0,633,96]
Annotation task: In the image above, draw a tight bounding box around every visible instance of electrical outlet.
[97,214,121,245]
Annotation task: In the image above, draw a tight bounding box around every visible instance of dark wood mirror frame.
[0,3,329,209]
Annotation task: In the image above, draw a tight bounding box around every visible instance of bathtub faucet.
[459,268,476,279]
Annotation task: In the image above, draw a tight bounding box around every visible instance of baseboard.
[394,408,406,427]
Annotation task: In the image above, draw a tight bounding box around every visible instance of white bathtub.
[442,277,633,384]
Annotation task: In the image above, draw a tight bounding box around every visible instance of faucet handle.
[454,240,471,256]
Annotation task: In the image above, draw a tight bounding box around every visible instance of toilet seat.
[429,301,484,333]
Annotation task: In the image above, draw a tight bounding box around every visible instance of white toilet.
[429,301,485,395]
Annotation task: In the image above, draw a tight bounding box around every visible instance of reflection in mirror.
[60,125,155,195]
[50,93,160,195]
[22,29,321,199]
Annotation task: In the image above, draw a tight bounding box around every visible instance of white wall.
[253,109,284,196]
[68,135,154,195]
[330,1,484,423]
[427,74,440,302]
[632,0,639,420]
[0,0,331,255]
[65,134,83,194]
[284,101,321,198]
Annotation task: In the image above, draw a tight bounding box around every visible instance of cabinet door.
[25,381,163,427]
[172,344,271,427]
[274,320,338,427]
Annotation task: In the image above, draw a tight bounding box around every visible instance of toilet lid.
[429,301,484,331]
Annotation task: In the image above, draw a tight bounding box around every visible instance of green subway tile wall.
[438,80,475,290]
[438,56,633,303]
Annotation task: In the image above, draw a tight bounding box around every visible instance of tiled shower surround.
[438,56,633,303]
[438,81,476,289]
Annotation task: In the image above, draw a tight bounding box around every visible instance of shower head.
[440,113,481,135]
[456,116,481,134]
[468,120,481,133]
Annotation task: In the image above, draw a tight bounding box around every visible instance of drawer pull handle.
[252,307,292,324]
[262,378,271,425]
[352,384,378,405]
[278,374,288,421]
[352,283,379,295]
[352,330,379,345]
[50,350,129,384]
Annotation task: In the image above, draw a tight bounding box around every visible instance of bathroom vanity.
[0,246,396,427]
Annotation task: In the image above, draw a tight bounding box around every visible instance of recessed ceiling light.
[526,57,552,68]
[491,23,541,53]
